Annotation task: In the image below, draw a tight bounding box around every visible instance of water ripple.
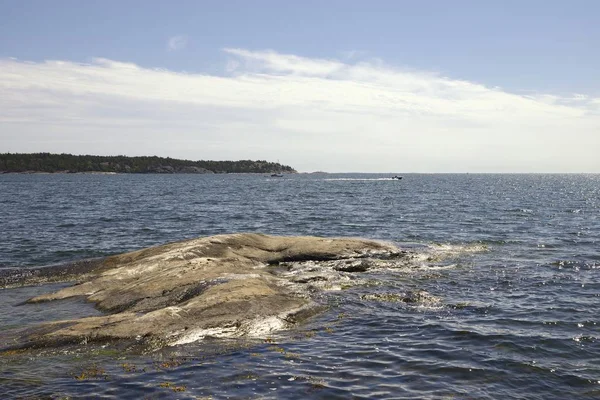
[1,173,599,398]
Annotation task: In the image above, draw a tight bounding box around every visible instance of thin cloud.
[339,50,367,60]
[0,50,599,172]
[167,35,188,52]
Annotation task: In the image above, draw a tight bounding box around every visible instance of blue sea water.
[0,173,599,399]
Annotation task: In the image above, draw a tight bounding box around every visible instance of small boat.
[271,173,284,177]
[391,175,402,180]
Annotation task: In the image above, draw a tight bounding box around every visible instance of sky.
[1,0,599,172]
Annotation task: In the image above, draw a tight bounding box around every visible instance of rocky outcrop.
[14,233,399,350]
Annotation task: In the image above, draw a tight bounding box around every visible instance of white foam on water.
[170,305,313,346]
[171,326,239,345]
[414,263,458,271]
[426,243,489,255]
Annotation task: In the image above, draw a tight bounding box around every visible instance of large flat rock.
[15,233,399,350]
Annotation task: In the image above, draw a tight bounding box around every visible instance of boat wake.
[323,178,401,181]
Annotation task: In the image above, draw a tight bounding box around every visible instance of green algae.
[72,363,108,381]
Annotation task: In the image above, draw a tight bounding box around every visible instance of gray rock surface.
[17,233,399,349]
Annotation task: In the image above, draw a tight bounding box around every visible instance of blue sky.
[1,0,599,172]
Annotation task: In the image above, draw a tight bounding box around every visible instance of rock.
[334,260,370,272]
[360,290,441,305]
[12,233,397,350]
[0,258,107,289]
[401,290,440,304]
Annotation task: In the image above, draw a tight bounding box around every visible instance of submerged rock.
[360,290,441,305]
[11,233,399,350]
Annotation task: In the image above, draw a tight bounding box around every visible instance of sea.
[0,173,599,399]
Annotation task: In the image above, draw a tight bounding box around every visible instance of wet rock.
[361,293,404,302]
[12,233,397,350]
[292,275,329,284]
[360,290,441,305]
[334,260,370,273]
[0,258,108,289]
[402,290,441,305]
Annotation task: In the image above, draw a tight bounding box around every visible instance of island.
[0,233,432,353]
[0,153,296,174]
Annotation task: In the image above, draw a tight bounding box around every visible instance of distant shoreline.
[1,171,119,175]
[0,153,296,174]
[0,170,297,175]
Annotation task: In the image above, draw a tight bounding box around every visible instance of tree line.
[0,153,296,174]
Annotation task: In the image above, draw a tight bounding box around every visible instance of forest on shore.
[0,153,296,174]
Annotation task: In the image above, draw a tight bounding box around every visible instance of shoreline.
[1,233,404,352]
[0,171,297,175]
[1,171,119,175]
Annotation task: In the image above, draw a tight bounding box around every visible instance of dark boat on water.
[391,175,402,180]
[271,173,284,177]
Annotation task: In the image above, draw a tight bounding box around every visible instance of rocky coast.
[3,233,409,352]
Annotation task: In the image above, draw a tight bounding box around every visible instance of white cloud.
[0,50,599,172]
[167,35,188,52]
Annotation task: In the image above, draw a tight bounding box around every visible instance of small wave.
[57,223,77,228]
[430,243,489,253]
[417,263,458,271]
[550,259,599,270]
[323,178,399,181]
[573,335,597,343]
[507,208,534,214]
[426,242,489,256]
